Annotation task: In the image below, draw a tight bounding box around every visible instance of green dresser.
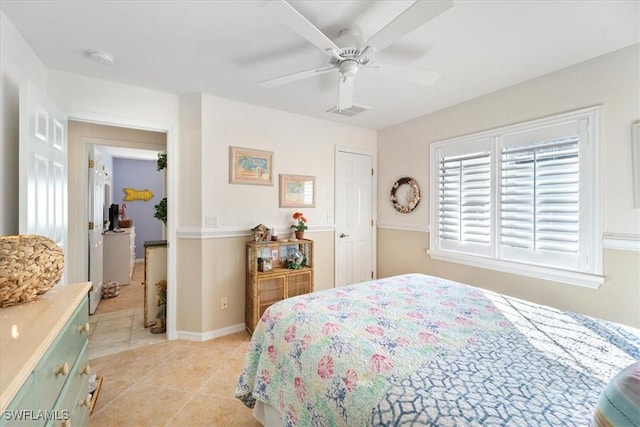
[1,283,92,427]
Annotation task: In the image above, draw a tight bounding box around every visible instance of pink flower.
[292,302,306,311]
[267,345,277,363]
[294,377,307,402]
[286,405,298,424]
[317,355,335,379]
[370,354,394,373]
[260,369,271,385]
[407,311,424,319]
[440,300,456,307]
[328,304,341,311]
[395,337,409,347]
[419,331,438,344]
[367,295,379,301]
[284,325,297,342]
[365,325,385,336]
[322,322,339,335]
[343,369,358,392]
[273,312,283,322]
[455,316,473,326]
[301,334,312,350]
[260,311,270,323]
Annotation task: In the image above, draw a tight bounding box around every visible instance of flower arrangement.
[290,212,308,231]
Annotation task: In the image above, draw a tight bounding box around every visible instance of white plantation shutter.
[500,121,584,270]
[434,138,492,257]
[439,151,491,253]
[430,107,602,286]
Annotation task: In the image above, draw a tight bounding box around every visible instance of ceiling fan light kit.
[260,0,453,114]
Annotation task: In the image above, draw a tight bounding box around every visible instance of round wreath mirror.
[390,177,420,213]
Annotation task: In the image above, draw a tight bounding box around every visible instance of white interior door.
[88,146,105,313]
[19,81,68,283]
[335,149,374,287]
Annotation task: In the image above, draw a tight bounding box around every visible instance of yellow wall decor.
[123,188,154,202]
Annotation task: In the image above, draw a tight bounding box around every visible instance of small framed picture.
[229,146,273,185]
[258,257,273,272]
[279,174,316,207]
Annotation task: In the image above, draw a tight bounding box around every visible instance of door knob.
[339,233,349,238]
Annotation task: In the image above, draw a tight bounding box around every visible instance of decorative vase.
[295,230,304,240]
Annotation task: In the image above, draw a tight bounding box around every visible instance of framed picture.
[279,174,316,207]
[229,146,273,185]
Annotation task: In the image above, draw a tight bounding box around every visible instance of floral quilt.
[234,274,640,426]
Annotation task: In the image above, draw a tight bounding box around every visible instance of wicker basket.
[102,281,120,299]
[0,235,64,308]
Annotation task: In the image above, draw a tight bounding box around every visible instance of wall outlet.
[220,297,228,310]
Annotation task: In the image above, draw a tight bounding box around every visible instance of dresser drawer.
[46,341,90,427]
[35,298,89,412]
[4,374,36,427]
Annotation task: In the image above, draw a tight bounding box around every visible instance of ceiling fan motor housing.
[339,59,360,78]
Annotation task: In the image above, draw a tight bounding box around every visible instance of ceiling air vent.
[326,104,370,118]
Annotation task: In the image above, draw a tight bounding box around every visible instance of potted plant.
[290,212,308,239]
[154,152,167,225]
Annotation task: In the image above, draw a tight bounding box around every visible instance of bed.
[234,273,640,426]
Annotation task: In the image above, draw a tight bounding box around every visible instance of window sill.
[427,249,604,289]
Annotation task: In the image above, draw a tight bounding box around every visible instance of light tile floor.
[89,307,167,359]
[89,331,260,426]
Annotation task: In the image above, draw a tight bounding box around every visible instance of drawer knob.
[55,362,69,376]
[78,322,91,334]
[81,364,91,376]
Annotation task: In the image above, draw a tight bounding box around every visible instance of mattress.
[235,273,640,426]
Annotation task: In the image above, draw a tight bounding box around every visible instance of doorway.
[69,120,168,358]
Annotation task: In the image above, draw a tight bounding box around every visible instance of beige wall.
[175,94,376,335]
[377,44,640,328]
[178,231,335,333]
[378,229,640,327]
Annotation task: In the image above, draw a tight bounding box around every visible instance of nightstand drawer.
[35,298,89,412]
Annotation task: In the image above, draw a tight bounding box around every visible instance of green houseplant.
[154,152,167,225]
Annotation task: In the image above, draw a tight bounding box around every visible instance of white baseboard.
[175,323,246,341]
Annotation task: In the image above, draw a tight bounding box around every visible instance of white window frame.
[429,106,603,288]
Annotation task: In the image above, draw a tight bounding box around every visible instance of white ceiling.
[2,1,638,130]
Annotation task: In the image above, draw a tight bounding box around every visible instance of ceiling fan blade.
[264,0,342,58]
[259,66,335,88]
[337,76,354,111]
[360,0,453,54]
[363,62,441,86]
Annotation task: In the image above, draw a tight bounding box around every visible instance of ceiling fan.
[259,0,454,112]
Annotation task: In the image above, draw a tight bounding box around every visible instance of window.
[429,107,603,287]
